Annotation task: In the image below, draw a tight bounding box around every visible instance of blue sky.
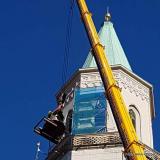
[0,0,160,159]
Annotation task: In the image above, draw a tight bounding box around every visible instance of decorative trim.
[47,133,160,160]
[47,132,122,160]
[80,72,102,88]
[73,132,121,147]
[80,70,150,102]
[115,70,150,102]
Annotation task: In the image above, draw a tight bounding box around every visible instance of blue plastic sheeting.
[72,87,107,135]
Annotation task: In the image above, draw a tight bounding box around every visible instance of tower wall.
[61,147,124,160]
[53,66,154,160]
[77,67,153,147]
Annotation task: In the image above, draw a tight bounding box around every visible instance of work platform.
[34,117,65,144]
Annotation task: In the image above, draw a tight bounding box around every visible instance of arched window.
[129,109,136,131]
[129,105,142,140]
[65,110,73,134]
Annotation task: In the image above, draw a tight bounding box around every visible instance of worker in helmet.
[41,93,66,142]
[48,93,66,122]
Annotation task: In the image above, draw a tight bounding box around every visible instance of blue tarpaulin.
[72,87,107,135]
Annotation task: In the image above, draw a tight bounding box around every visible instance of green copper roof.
[83,21,132,71]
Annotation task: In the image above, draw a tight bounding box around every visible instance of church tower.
[35,13,159,160]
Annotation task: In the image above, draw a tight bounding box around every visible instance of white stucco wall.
[61,147,125,160]
[121,82,153,147]
[114,69,153,147]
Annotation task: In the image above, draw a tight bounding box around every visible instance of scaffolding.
[72,87,107,135]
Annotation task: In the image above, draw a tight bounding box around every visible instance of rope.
[62,0,75,84]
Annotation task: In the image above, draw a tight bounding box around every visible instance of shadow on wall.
[59,151,72,160]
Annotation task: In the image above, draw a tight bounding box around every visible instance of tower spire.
[83,12,132,71]
[105,7,111,21]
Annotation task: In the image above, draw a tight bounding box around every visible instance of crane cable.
[62,0,75,84]
[46,1,75,153]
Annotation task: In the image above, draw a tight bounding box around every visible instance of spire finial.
[105,7,111,21]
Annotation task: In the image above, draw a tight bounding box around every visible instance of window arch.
[129,109,136,130]
[129,105,142,140]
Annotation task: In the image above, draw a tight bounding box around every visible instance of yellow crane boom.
[76,0,147,159]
